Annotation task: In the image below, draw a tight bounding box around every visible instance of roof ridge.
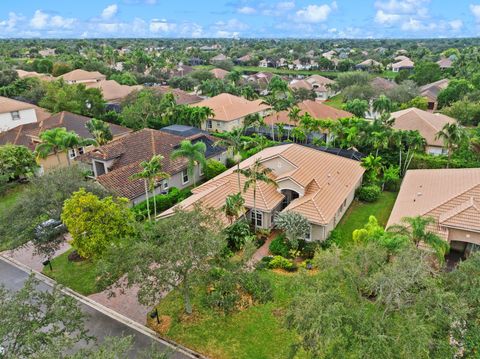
[423,182,480,219]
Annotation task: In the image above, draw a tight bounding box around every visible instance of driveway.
[0,257,200,359]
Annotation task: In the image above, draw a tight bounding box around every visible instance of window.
[163,180,169,189]
[206,120,213,129]
[68,149,76,159]
[78,147,84,155]
[11,111,20,121]
[304,225,312,241]
[251,210,263,227]
[182,169,189,184]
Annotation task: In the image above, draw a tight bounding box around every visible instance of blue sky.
[0,0,479,38]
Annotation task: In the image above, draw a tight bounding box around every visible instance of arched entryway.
[280,189,300,209]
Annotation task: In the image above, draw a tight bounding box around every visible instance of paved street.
[0,258,196,359]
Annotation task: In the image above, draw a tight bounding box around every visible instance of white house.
[0,97,50,132]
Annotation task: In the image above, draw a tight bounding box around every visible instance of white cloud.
[149,19,176,33]
[101,4,118,20]
[261,1,295,16]
[295,3,333,23]
[238,6,256,15]
[401,18,424,31]
[449,19,463,31]
[215,30,240,38]
[375,10,401,24]
[471,4,480,21]
[277,1,295,11]
[0,12,23,32]
[30,10,49,29]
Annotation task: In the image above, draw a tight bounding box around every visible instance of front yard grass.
[0,183,28,251]
[333,191,398,247]
[42,248,101,295]
[153,270,309,359]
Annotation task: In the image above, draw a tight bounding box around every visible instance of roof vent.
[417,192,422,197]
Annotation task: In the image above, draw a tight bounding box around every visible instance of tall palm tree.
[86,119,113,146]
[223,192,245,224]
[372,95,393,117]
[171,140,207,187]
[214,128,247,192]
[236,158,278,231]
[435,123,466,168]
[387,216,450,262]
[361,154,383,184]
[35,128,70,166]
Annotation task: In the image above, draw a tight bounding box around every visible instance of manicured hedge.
[131,187,191,220]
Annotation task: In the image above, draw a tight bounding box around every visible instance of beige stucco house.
[160,144,365,241]
[192,93,271,133]
[0,97,51,132]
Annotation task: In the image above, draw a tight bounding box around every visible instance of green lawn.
[0,184,27,251]
[324,94,345,110]
[154,270,308,359]
[43,249,102,295]
[333,191,398,247]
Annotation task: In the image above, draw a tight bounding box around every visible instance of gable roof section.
[391,108,456,147]
[191,93,270,122]
[85,80,142,103]
[151,86,202,105]
[210,68,230,79]
[59,69,106,82]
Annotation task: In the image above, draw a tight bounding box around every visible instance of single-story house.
[322,50,336,60]
[355,59,383,71]
[191,93,271,132]
[387,168,480,259]
[437,57,453,70]
[0,96,51,132]
[85,80,142,104]
[0,111,130,172]
[243,72,274,89]
[16,69,53,82]
[390,108,457,155]
[58,69,106,84]
[151,86,203,105]
[169,64,194,78]
[419,79,450,111]
[81,128,227,205]
[236,54,252,64]
[39,48,56,57]
[390,58,415,72]
[210,54,228,64]
[159,143,365,241]
[289,75,335,101]
[210,68,230,80]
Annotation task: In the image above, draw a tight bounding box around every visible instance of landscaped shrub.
[268,255,296,272]
[224,220,251,252]
[298,240,319,259]
[131,187,191,220]
[204,159,227,180]
[239,271,273,303]
[357,184,381,203]
[410,153,480,170]
[225,157,237,168]
[269,234,290,257]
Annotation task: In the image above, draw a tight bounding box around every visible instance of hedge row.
[131,187,191,220]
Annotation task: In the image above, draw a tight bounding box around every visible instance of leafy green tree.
[120,89,164,130]
[437,79,474,108]
[35,127,72,166]
[61,188,134,259]
[130,155,170,220]
[98,205,226,315]
[110,72,138,85]
[51,62,73,76]
[387,80,419,104]
[0,144,38,186]
[236,158,278,230]
[0,68,18,86]
[86,118,113,146]
[435,122,466,167]
[372,94,393,115]
[442,100,480,126]
[401,96,428,110]
[204,158,227,180]
[223,192,245,224]
[171,140,207,187]
[344,99,369,118]
[387,216,450,261]
[274,211,310,251]
[0,275,89,358]
[412,61,442,86]
[361,154,383,184]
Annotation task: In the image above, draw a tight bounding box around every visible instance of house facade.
[160,144,364,241]
[58,69,106,84]
[0,97,51,132]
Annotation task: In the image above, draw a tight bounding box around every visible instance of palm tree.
[214,128,247,192]
[171,140,207,187]
[436,123,466,168]
[236,158,278,231]
[387,216,450,262]
[227,70,241,86]
[86,119,113,146]
[241,86,259,101]
[372,95,393,117]
[223,193,245,224]
[361,155,383,184]
[35,128,70,166]
[371,130,389,156]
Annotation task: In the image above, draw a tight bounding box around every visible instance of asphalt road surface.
[0,258,196,359]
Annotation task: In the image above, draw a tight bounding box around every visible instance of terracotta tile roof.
[0,96,48,116]
[305,75,334,86]
[84,128,223,200]
[391,58,415,69]
[420,79,449,101]
[16,70,54,81]
[388,169,480,239]
[356,59,382,67]
[161,144,364,226]
[264,100,352,126]
[151,86,202,105]
[59,69,106,82]
[371,77,398,92]
[85,80,142,103]
[391,108,456,147]
[211,54,228,62]
[210,68,229,79]
[437,58,453,69]
[191,93,270,122]
[0,111,130,151]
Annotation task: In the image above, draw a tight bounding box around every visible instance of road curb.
[0,254,207,359]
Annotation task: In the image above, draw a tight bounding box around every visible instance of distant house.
[387,168,480,260]
[81,128,227,205]
[0,96,51,132]
[437,57,453,70]
[420,79,450,111]
[236,54,252,64]
[39,48,56,57]
[0,111,130,172]
[289,75,336,100]
[322,50,336,60]
[160,143,364,241]
[191,93,271,132]
[394,55,409,62]
[189,57,203,66]
[244,72,274,88]
[151,86,203,105]
[258,59,269,68]
[210,68,230,80]
[85,80,142,104]
[355,59,383,71]
[390,108,457,155]
[16,69,53,82]
[390,58,415,72]
[370,77,398,93]
[58,69,106,84]
[210,54,228,64]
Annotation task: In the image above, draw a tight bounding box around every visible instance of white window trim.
[68,149,77,159]
[182,169,189,184]
[163,180,169,189]
[251,210,263,227]
[11,111,20,121]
